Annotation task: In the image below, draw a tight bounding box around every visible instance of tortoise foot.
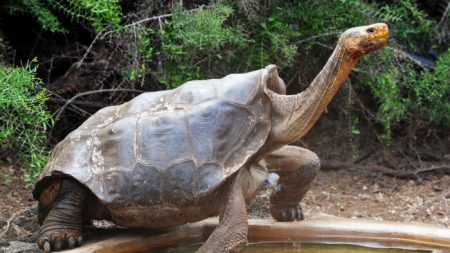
[270,203,304,221]
[38,230,83,252]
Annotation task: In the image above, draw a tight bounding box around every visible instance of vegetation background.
[0,0,448,190]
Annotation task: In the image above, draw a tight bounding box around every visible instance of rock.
[443,153,450,161]
[0,240,39,253]
[0,206,40,252]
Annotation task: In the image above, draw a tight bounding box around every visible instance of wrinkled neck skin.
[265,43,361,152]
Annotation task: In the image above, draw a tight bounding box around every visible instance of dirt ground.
[1,163,449,230]
[248,168,450,227]
[0,165,34,228]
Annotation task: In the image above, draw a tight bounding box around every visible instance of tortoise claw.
[54,237,63,251]
[44,241,51,252]
[38,231,82,251]
[77,236,83,246]
[68,236,76,249]
[270,203,304,221]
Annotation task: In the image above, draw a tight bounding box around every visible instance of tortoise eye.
[367,28,375,33]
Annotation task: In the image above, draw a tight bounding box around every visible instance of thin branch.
[77,13,173,68]
[297,32,341,44]
[437,3,449,29]
[320,148,377,170]
[126,14,172,28]
[47,90,90,117]
[367,164,450,179]
[77,31,103,68]
[390,47,429,69]
[49,97,107,108]
[285,69,301,88]
[55,89,145,120]
[312,42,334,50]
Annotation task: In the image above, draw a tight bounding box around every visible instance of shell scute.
[163,160,196,204]
[196,163,222,195]
[79,106,118,130]
[101,171,130,204]
[138,110,191,168]
[93,116,137,171]
[98,162,164,207]
[48,139,93,183]
[188,100,253,165]
[172,80,217,105]
[51,133,90,170]
[129,163,163,206]
[119,90,169,115]
[217,70,261,105]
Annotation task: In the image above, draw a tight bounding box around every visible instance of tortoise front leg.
[264,145,320,221]
[197,173,248,253]
[38,179,86,252]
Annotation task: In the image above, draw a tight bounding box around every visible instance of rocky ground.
[1,163,449,252]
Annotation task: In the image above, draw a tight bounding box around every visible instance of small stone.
[372,183,380,193]
[443,153,450,161]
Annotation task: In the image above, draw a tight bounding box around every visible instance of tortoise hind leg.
[38,179,87,252]
[264,145,320,221]
[197,173,248,253]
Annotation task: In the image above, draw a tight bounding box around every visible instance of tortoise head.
[339,23,389,58]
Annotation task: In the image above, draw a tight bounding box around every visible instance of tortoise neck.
[267,43,360,146]
[293,45,359,136]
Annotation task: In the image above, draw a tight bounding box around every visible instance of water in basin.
[157,242,432,253]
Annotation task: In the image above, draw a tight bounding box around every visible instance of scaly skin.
[263,146,320,221]
[38,180,86,252]
[197,173,248,253]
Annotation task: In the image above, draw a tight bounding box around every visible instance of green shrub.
[359,48,450,140]
[413,49,450,125]
[274,0,434,51]
[52,0,121,31]
[237,4,299,70]
[374,0,435,52]
[358,49,410,140]
[2,0,121,32]
[157,4,247,87]
[0,61,53,186]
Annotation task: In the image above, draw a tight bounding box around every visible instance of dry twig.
[55,89,145,120]
[366,164,450,179]
[320,147,377,170]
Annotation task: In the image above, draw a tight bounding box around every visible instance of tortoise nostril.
[367,28,375,33]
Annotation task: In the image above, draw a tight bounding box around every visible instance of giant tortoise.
[33,23,388,252]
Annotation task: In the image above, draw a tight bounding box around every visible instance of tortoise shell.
[34,65,280,211]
